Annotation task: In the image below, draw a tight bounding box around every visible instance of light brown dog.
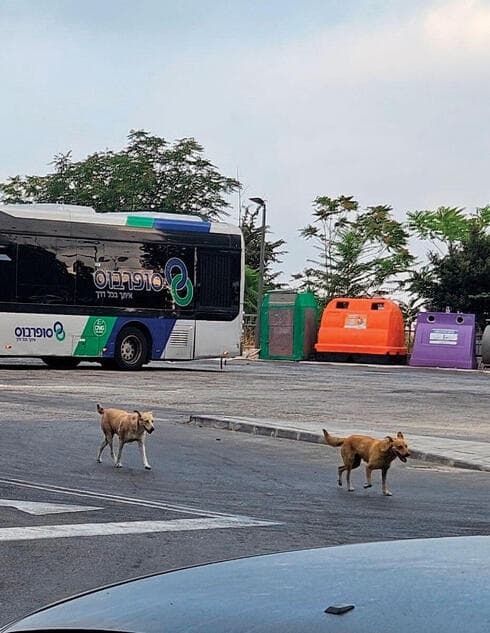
[323,429,410,496]
[96,404,155,470]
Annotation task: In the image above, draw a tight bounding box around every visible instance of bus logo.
[14,321,65,342]
[91,258,194,307]
[93,270,165,292]
[54,321,66,341]
[165,258,193,307]
[93,319,106,337]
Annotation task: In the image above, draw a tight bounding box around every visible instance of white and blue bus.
[0,204,244,370]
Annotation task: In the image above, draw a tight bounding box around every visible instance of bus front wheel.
[114,327,148,371]
[41,357,81,369]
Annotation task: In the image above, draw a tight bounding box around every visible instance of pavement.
[187,413,490,473]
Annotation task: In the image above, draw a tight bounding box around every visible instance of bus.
[0,204,244,370]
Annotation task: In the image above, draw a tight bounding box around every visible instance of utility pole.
[249,197,266,349]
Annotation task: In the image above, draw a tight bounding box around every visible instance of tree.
[407,205,490,253]
[405,205,490,323]
[243,265,259,315]
[240,205,287,314]
[0,130,240,220]
[408,226,490,328]
[293,195,413,302]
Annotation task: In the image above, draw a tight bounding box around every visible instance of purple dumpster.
[409,312,476,369]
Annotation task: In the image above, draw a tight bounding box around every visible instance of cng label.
[75,316,116,357]
[93,319,107,337]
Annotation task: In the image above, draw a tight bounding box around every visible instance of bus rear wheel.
[41,357,81,369]
[114,327,148,371]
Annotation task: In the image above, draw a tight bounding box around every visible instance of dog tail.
[97,403,104,415]
[323,429,344,447]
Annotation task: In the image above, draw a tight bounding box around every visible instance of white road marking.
[0,383,161,392]
[0,517,279,542]
[0,383,111,389]
[0,498,102,515]
[0,477,234,518]
[0,476,282,542]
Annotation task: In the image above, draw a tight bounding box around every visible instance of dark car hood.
[3,536,490,633]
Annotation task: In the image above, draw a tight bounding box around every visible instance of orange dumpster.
[315,297,407,363]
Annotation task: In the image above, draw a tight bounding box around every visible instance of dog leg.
[337,465,347,486]
[138,438,151,470]
[346,468,354,492]
[98,432,116,464]
[364,465,373,489]
[108,438,116,464]
[381,466,392,496]
[115,439,125,468]
[97,438,108,463]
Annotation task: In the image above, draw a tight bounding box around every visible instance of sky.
[1,0,489,283]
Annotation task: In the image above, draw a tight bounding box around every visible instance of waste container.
[315,297,407,363]
[259,290,319,360]
[409,312,476,369]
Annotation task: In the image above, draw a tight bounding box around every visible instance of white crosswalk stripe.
[0,499,102,515]
[0,516,279,542]
[0,476,281,542]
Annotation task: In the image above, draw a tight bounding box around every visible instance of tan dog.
[323,429,410,496]
[96,404,155,470]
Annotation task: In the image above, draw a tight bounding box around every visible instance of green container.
[259,290,319,360]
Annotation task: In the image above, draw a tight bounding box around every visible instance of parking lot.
[1,356,488,441]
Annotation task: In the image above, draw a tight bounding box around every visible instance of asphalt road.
[0,359,489,626]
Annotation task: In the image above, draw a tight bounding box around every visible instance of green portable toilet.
[260,290,319,360]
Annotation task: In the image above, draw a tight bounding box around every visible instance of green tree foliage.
[240,205,287,313]
[406,205,490,324]
[407,205,490,253]
[408,226,490,328]
[293,195,413,302]
[244,265,259,315]
[0,130,239,220]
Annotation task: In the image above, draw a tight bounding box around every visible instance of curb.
[187,415,490,473]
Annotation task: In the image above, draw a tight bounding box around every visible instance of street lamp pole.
[249,197,267,349]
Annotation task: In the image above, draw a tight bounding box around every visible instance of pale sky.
[1,0,489,282]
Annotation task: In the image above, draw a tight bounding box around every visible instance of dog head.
[386,432,410,462]
[134,410,155,434]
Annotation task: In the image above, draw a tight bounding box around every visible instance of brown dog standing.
[323,429,410,496]
[97,404,155,470]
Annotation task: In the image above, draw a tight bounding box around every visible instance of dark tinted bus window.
[17,236,76,304]
[0,235,17,303]
[75,240,192,312]
[197,249,241,312]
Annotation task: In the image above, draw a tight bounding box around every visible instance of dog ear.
[397,431,404,439]
[133,410,142,419]
[385,435,394,443]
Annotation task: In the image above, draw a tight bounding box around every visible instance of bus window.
[196,249,241,317]
[75,240,103,306]
[75,240,178,312]
[17,236,76,305]
[0,236,16,303]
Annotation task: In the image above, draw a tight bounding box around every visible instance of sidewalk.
[187,414,490,473]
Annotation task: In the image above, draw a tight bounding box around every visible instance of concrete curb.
[187,415,490,473]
